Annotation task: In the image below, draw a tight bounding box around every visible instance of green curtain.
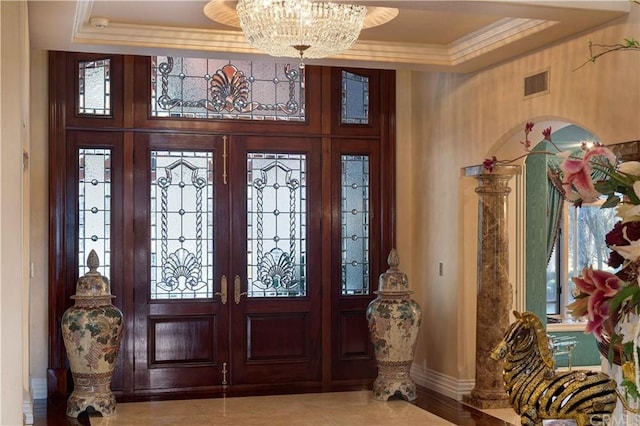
[546,167,564,265]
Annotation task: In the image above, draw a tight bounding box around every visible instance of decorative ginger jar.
[366,249,422,401]
[62,250,123,417]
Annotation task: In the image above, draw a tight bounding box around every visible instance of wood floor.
[33,386,514,425]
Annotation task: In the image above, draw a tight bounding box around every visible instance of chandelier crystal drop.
[235,0,367,59]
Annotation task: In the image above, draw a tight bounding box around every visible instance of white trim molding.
[411,362,475,402]
[23,388,33,425]
[30,377,47,400]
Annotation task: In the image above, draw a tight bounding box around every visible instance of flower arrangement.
[565,155,640,400]
[484,122,640,401]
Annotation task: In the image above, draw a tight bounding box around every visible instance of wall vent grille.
[524,70,549,97]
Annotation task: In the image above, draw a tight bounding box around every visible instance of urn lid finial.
[87,249,100,273]
[71,250,115,300]
[378,248,410,294]
[387,249,399,269]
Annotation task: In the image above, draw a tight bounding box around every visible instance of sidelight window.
[341,155,370,295]
[78,148,112,276]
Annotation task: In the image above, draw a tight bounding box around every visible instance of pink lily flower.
[572,267,621,295]
[572,266,622,341]
[560,146,616,203]
[585,295,609,341]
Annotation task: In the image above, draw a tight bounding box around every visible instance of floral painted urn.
[366,249,422,401]
[62,250,123,417]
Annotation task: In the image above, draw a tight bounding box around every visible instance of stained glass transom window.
[78,148,111,277]
[78,59,111,115]
[247,153,307,297]
[150,151,214,299]
[341,155,370,295]
[341,71,369,125]
[151,56,305,121]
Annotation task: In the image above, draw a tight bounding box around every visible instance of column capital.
[463,164,522,178]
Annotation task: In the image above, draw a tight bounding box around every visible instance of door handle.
[234,275,247,304]
[215,275,228,304]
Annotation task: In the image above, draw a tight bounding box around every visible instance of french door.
[133,133,322,391]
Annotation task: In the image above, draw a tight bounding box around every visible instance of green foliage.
[621,379,640,400]
[609,285,640,314]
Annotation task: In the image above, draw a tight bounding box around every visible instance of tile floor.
[88,391,456,426]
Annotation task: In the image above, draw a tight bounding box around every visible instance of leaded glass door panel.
[229,136,322,384]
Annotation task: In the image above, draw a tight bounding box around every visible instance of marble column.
[462,164,521,409]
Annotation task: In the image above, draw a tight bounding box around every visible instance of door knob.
[234,275,247,304]
[215,275,228,304]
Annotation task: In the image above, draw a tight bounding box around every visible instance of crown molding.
[449,17,556,65]
[68,0,617,72]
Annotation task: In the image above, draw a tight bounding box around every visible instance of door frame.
[47,52,397,400]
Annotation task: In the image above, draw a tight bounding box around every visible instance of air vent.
[524,70,549,97]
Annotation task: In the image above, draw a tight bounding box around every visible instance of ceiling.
[28,1,630,73]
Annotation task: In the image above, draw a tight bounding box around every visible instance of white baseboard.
[411,362,475,401]
[410,362,602,402]
[23,388,34,425]
[30,377,47,400]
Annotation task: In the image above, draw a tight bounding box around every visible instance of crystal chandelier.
[236,0,366,59]
[204,0,398,60]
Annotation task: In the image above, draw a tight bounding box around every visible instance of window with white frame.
[546,199,618,322]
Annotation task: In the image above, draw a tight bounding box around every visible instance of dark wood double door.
[133,133,322,393]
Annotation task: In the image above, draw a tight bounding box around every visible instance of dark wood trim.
[413,386,515,426]
[48,51,69,398]
[320,63,333,390]
[380,70,396,254]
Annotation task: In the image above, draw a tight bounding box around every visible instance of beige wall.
[29,49,48,400]
[1,1,30,423]
[407,7,640,387]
